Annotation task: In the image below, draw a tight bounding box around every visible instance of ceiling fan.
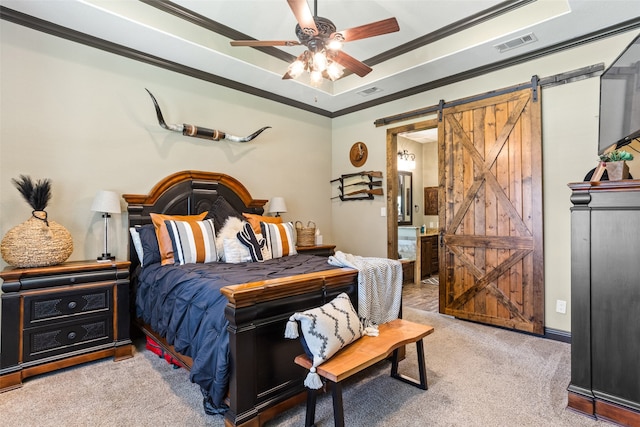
[230,0,399,84]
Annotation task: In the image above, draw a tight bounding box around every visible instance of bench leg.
[305,388,317,427]
[390,339,428,390]
[331,381,345,427]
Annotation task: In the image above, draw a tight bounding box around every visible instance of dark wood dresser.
[0,260,133,392]
[568,180,640,426]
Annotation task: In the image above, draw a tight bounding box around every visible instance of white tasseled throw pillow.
[284,293,364,389]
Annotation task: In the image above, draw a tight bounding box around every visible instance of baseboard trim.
[543,327,571,343]
[568,389,640,427]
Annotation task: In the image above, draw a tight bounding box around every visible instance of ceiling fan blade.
[287,0,318,36]
[332,17,399,43]
[231,40,301,47]
[331,51,372,77]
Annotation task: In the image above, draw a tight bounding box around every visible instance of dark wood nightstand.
[0,260,133,392]
[296,244,336,257]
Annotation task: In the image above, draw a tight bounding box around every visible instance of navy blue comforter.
[135,254,338,408]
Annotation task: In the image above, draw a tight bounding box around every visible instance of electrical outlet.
[556,299,567,314]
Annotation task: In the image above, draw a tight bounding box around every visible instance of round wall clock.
[349,142,368,167]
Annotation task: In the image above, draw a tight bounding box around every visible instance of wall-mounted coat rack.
[330,171,384,201]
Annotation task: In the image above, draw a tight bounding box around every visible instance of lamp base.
[97,254,115,262]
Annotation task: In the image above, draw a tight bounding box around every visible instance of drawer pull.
[68,301,77,310]
[67,331,77,340]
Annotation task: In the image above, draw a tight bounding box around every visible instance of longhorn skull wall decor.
[146,89,271,143]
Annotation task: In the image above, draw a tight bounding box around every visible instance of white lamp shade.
[268,197,287,214]
[91,190,121,214]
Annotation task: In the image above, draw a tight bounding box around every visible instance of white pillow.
[129,227,144,266]
[222,238,251,263]
[215,216,246,261]
[284,293,363,388]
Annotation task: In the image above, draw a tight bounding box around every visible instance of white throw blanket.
[328,251,402,325]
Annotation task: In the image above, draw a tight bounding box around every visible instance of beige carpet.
[0,307,611,427]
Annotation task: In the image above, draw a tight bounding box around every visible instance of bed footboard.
[222,268,359,427]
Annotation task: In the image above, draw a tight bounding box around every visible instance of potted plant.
[599,149,634,180]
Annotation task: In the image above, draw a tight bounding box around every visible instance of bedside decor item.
[295,221,316,247]
[1,175,73,268]
[349,142,368,167]
[91,190,121,261]
[268,197,287,217]
[146,89,270,143]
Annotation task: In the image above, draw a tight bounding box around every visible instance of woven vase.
[1,211,73,268]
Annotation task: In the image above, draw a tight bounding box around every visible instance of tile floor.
[403,276,439,312]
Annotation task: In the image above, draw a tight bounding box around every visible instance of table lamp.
[91,190,121,261]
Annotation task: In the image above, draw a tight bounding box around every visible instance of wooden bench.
[294,318,435,427]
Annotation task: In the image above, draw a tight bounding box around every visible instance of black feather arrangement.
[12,175,52,211]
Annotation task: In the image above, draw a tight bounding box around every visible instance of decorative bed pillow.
[137,224,161,267]
[216,216,246,261]
[243,213,281,234]
[284,293,364,389]
[222,238,252,263]
[164,218,217,265]
[236,222,271,262]
[260,221,297,258]
[150,212,208,265]
[207,196,244,233]
[129,227,144,265]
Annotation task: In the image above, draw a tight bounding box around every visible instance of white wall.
[0,21,333,266]
[331,30,640,332]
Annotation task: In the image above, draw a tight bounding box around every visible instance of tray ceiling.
[2,0,639,117]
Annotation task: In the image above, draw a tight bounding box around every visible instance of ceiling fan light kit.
[231,0,399,86]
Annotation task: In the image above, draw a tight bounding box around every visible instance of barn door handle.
[439,231,444,247]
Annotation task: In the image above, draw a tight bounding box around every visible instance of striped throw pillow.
[260,221,297,258]
[164,218,217,265]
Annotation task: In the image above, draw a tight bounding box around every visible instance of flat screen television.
[598,33,640,154]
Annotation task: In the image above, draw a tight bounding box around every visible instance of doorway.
[386,119,440,311]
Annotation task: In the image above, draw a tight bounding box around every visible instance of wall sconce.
[91,190,121,261]
[398,149,416,171]
[268,197,287,217]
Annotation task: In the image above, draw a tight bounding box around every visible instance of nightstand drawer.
[23,314,113,362]
[23,285,112,328]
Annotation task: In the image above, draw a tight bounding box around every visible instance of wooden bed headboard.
[122,170,267,271]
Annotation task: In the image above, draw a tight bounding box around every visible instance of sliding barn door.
[438,87,544,334]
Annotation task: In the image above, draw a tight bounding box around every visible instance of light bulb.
[288,60,305,78]
[313,51,328,72]
[310,70,323,87]
[327,39,343,51]
[326,62,344,81]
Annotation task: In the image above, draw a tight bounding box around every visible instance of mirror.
[398,171,412,225]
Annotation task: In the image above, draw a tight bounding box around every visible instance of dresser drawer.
[23,284,113,328]
[23,314,113,362]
